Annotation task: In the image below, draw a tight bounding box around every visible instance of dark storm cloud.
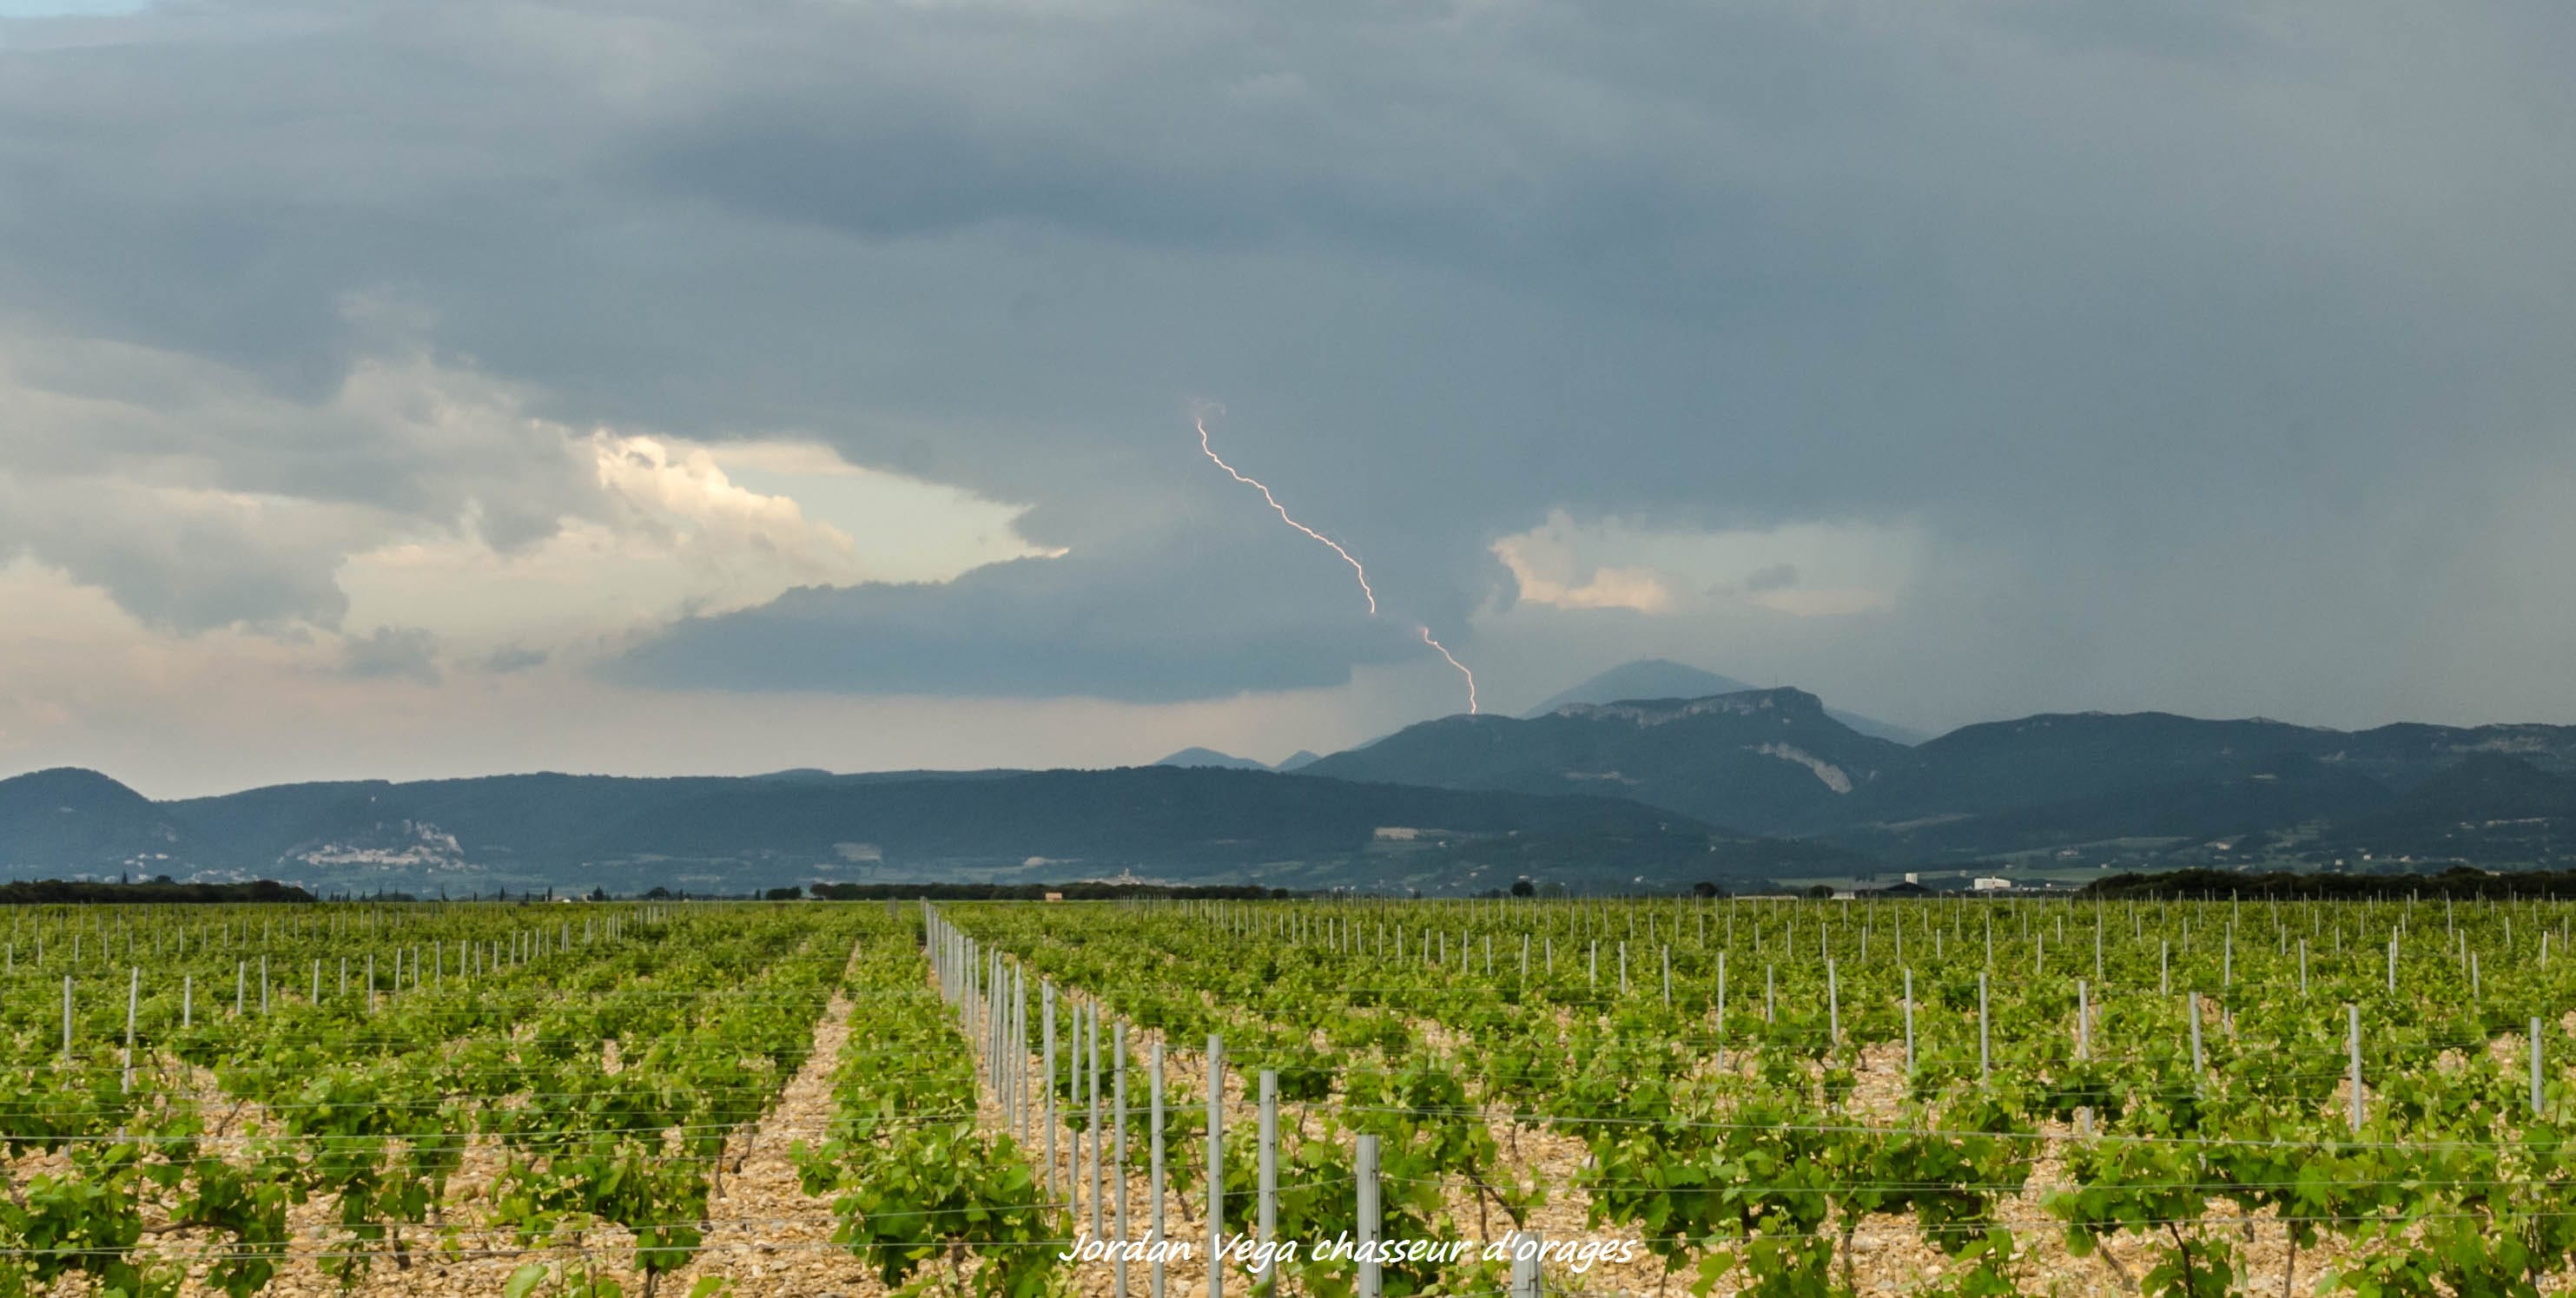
[0,472,353,631]
[608,533,1417,702]
[3,0,2573,717]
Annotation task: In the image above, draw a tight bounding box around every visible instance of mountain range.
[0,761,1852,896]
[7,657,2574,893]
[1154,747,1321,773]
[1156,660,1922,771]
[1305,685,2576,871]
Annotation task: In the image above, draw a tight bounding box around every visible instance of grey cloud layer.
[3,0,2573,718]
[610,537,1417,702]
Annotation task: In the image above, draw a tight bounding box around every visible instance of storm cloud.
[3,0,2574,788]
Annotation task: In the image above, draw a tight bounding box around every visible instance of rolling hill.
[0,765,1846,895]
[1302,688,1908,836]
[1301,690,2576,869]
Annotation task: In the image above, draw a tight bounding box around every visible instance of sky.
[2,0,2573,799]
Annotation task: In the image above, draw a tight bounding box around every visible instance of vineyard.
[2,894,2573,1298]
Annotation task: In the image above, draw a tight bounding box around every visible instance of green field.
[8,894,2575,1298]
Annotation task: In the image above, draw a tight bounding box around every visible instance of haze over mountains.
[4,658,2573,895]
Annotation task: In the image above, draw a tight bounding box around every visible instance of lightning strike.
[1195,414,1377,615]
[1192,410,1477,715]
[1419,626,1479,715]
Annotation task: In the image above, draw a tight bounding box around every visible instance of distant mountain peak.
[1153,747,1274,771]
[1525,660,1756,718]
[1554,686,1827,727]
[1299,682,1906,836]
[1529,661,1925,745]
[0,767,155,811]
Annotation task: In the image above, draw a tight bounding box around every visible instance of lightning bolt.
[1195,414,1377,615]
[1192,409,1478,715]
[1419,626,1480,715]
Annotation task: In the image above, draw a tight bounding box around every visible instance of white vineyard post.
[1978,970,1991,1083]
[1509,1228,1544,1298]
[1589,941,1597,992]
[1208,1033,1225,1298]
[182,973,192,1029]
[1767,964,1776,1023]
[1357,1133,1383,1298]
[122,967,137,1092]
[1715,952,1728,1061]
[1115,1022,1131,1298]
[238,961,248,1016]
[1826,959,1840,1051]
[62,974,72,1062]
[1073,1003,1088,1222]
[1903,968,1916,1075]
[1091,1005,1106,1242]
[1619,941,1628,996]
[1151,1041,1168,1298]
[2348,1004,2364,1132]
[2534,1018,2546,1116]
[1258,1070,1278,1295]
[1017,968,1031,1140]
[2160,939,2170,996]
[996,962,1011,1131]
[2182,992,2201,1082]
[2300,940,2308,995]
[2077,979,2091,1059]
[1044,981,1059,1198]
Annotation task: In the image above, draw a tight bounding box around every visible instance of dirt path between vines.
[161,944,878,1298]
[663,979,888,1298]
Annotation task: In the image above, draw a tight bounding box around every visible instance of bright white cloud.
[338,430,1052,659]
[1,323,1053,676]
[1490,532,1674,613]
[1491,511,1922,620]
